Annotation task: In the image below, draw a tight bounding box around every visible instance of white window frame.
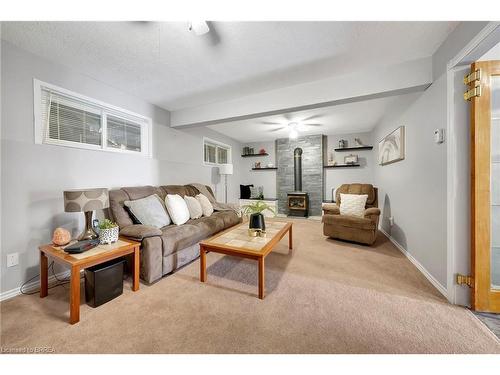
[33,79,153,157]
[203,137,232,166]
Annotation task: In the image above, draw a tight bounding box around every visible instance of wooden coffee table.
[199,220,293,299]
[38,238,141,324]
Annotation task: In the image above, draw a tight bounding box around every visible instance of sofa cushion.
[124,194,171,228]
[184,196,203,219]
[322,214,376,230]
[165,194,190,225]
[196,193,214,217]
[161,185,199,197]
[161,224,207,256]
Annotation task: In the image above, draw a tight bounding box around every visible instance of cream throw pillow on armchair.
[339,193,368,218]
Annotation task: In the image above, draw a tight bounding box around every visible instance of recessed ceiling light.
[289,129,298,139]
[188,21,210,36]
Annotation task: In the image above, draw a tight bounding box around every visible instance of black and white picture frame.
[378,126,405,165]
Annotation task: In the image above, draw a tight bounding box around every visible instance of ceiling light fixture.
[188,21,210,36]
[288,122,299,139]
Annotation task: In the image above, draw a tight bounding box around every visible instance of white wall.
[373,86,448,288]
[324,132,374,200]
[0,41,240,295]
[238,141,277,199]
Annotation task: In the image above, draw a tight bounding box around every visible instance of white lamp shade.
[219,164,233,175]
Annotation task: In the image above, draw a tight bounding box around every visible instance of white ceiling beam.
[170,57,433,128]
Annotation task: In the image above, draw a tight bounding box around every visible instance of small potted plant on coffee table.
[241,201,276,231]
[98,219,119,244]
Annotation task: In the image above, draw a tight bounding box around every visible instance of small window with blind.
[203,138,231,166]
[34,79,152,157]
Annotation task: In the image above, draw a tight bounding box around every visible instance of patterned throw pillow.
[196,194,214,217]
[249,186,263,199]
[339,194,368,218]
[124,194,171,228]
[184,196,203,219]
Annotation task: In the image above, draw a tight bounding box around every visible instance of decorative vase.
[99,226,119,245]
[249,213,266,231]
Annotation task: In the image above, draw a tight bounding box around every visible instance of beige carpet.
[1,219,499,353]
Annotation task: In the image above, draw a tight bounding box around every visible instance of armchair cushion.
[322,203,340,215]
[364,207,381,219]
[120,224,162,240]
[322,214,376,230]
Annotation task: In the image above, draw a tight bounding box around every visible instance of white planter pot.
[99,227,119,244]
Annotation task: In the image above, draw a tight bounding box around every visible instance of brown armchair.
[322,184,380,245]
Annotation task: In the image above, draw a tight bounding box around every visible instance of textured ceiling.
[1,21,457,111]
[208,93,420,143]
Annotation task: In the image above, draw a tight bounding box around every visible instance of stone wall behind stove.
[276,134,326,216]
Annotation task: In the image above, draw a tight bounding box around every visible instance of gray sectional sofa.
[109,184,241,283]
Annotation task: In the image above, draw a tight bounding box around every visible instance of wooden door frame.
[446,22,500,306]
[470,61,500,312]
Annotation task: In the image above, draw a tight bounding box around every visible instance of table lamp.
[218,164,233,203]
[63,188,109,240]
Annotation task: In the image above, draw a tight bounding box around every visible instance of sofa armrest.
[120,225,162,240]
[322,203,340,215]
[364,207,381,221]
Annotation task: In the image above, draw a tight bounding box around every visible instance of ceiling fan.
[261,114,323,139]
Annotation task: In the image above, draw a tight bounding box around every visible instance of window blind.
[42,88,102,146]
[107,114,142,152]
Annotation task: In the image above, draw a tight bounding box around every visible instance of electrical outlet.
[7,253,19,267]
[389,216,395,227]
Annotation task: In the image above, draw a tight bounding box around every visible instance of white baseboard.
[379,228,449,300]
[0,270,71,302]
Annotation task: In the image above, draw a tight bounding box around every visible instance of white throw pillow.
[165,194,191,225]
[184,196,203,219]
[124,194,171,228]
[196,193,214,217]
[339,194,368,218]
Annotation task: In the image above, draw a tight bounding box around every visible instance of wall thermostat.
[434,129,445,144]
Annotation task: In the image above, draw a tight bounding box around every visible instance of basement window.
[203,138,231,165]
[34,79,152,157]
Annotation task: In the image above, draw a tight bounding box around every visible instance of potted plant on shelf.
[241,201,276,231]
[98,219,119,244]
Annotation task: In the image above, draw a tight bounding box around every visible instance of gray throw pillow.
[250,186,263,199]
[124,194,171,228]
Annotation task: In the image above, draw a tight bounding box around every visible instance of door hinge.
[463,69,481,85]
[464,86,482,101]
[456,274,473,287]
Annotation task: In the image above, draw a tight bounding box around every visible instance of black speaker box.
[85,258,125,308]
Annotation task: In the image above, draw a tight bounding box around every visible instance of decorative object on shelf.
[63,188,109,241]
[379,126,405,165]
[328,151,336,166]
[254,161,261,169]
[354,138,364,147]
[97,219,119,244]
[52,227,71,246]
[241,200,276,231]
[242,146,250,155]
[259,148,267,154]
[338,139,347,149]
[218,164,234,203]
[344,154,359,165]
[249,147,254,155]
[266,163,274,168]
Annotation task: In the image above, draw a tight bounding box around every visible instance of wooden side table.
[39,237,141,324]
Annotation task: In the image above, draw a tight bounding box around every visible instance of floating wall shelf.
[323,164,360,168]
[334,146,373,152]
[251,167,278,171]
[241,153,269,157]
